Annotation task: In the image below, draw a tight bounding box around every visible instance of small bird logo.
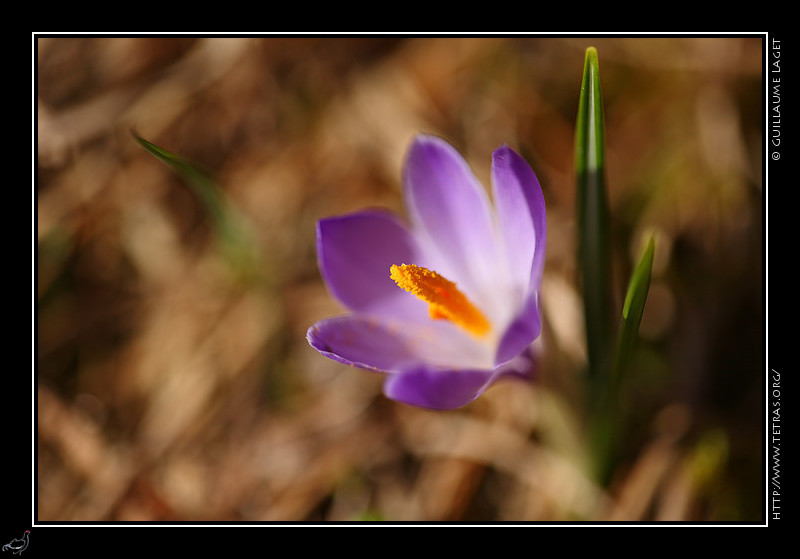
[2,531,29,555]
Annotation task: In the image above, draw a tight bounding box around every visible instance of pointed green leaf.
[133,131,262,283]
[591,237,655,485]
[611,236,655,385]
[133,132,226,221]
[575,47,613,384]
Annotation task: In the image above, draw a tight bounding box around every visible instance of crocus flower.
[307,134,546,410]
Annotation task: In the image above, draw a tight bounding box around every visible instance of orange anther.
[390,264,490,337]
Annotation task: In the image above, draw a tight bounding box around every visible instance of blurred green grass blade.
[133,132,262,283]
[134,132,226,222]
[353,510,385,521]
[612,236,655,384]
[575,47,613,383]
[592,237,654,484]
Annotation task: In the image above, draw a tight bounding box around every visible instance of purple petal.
[382,355,533,410]
[403,135,497,299]
[382,367,496,410]
[317,209,428,321]
[491,146,546,365]
[307,316,422,372]
[307,315,493,374]
[494,291,541,366]
[491,145,547,295]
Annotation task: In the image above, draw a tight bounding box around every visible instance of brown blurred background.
[36,36,763,522]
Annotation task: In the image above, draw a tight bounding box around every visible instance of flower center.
[389,264,491,337]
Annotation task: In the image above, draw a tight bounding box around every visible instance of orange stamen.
[389,264,490,337]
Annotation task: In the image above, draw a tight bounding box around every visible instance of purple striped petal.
[307,316,422,372]
[382,354,534,410]
[403,135,497,301]
[382,367,496,410]
[491,146,546,365]
[307,315,494,374]
[317,210,428,321]
[491,145,547,295]
[494,291,541,366]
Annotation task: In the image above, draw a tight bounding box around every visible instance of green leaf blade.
[575,47,606,175]
[132,131,263,284]
[133,132,225,222]
[613,236,655,384]
[575,47,613,384]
